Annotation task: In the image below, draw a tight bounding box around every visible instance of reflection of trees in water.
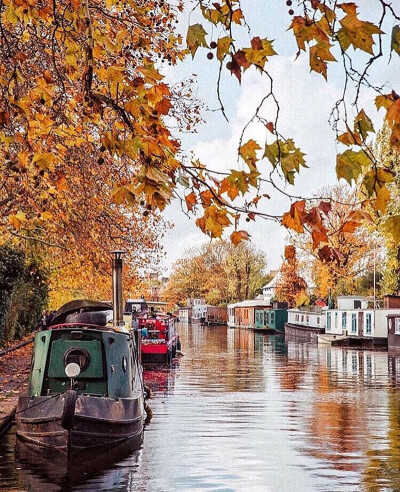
[361,356,400,490]
[285,347,394,479]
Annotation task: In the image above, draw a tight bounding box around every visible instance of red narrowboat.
[137,312,180,364]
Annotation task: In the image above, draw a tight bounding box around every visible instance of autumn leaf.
[239,139,261,167]
[217,36,233,61]
[282,200,307,233]
[195,205,231,238]
[340,220,361,233]
[337,3,383,55]
[354,109,374,139]
[391,25,400,56]
[185,192,197,212]
[336,149,371,184]
[186,24,208,57]
[284,245,296,261]
[9,211,26,230]
[383,216,400,245]
[231,230,250,246]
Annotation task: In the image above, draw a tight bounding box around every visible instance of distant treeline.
[0,245,48,347]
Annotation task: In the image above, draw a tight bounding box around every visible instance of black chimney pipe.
[111,250,126,327]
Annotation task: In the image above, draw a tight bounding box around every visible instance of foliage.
[0,0,399,311]
[275,245,307,307]
[182,0,400,248]
[292,184,376,299]
[0,245,48,345]
[164,240,267,305]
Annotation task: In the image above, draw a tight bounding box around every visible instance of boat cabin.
[387,314,400,351]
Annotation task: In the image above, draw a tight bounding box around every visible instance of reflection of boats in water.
[15,435,140,489]
[143,367,177,395]
[15,252,146,457]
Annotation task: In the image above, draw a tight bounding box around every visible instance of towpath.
[0,338,33,434]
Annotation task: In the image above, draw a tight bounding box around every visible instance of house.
[261,274,280,305]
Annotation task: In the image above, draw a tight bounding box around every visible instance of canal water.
[1,323,400,491]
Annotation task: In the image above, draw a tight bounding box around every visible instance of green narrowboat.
[15,252,147,457]
[15,301,145,455]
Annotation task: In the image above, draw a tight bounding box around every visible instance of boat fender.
[143,384,153,400]
[61,390,77,430]
[144,401,153,424]
[177,337,181,351]
[176,350,185,357]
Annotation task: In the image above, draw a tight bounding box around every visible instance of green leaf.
[186,24,208,58]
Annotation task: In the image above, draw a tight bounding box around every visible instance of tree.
[369,125,400,294]
[275,246,307,307]
[292,184,376,299]
[0,245,48,345]
[0,0,400,302]
[164,240,267,305]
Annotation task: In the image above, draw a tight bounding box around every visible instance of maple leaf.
[282,200,307,233]
[391,25,400,56]
[217,36,233,61]
[383,216,400,245]
[195,205,231,238]
[336,149,371,184]
[239,139,261,167]
[337,126,362,146]
[340,220,361,233]
[185,192,197,212]
[354,109,374,139]
[337,3,383,55]
[231,230,250,246]
[186,24,209,57]
[375,93,397,111]
[309,42,336,79]
[284,245,296,262]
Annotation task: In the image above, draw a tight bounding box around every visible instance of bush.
[0,246,48,346]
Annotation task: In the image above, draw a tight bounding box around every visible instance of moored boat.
[15,252,146,456]
[135,311,180,364]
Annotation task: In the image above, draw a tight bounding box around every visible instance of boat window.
[351,313,357,333]
[342,312,347,329]
[366,313,372,334]
[64,348,90,372]
[395,318,400,334]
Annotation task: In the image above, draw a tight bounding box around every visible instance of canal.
[1,323,400,491]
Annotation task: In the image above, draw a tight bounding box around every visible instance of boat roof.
[231,299,272,308]
[126,299,167,305]
[49,299,113,326]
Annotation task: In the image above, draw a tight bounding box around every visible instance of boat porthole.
[122,356,128,372]
[64,348,90,372]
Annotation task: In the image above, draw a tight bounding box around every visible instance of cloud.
[162,56,344,273]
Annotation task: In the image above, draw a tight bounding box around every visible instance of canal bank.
[0,340,32,436]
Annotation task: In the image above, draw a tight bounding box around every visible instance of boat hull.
[16,393,144,455]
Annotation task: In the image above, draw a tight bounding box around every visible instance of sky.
[159,0,399,275]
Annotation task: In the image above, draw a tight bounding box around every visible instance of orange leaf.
[185,192,197,212]
[231,230,250,246]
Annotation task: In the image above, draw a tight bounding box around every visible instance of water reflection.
[2,325,400,490]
